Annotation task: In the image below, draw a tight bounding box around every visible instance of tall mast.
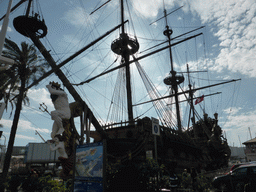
[120,0,125,34]
[163,8,184,131]
[187,64,195,124]
[111,0,139,124]
[121,0,133,123]
[187,64,198,138]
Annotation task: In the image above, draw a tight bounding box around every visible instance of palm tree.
[1,38,48,112]
[0,38,49,190]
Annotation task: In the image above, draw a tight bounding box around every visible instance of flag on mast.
[195,95,204,105]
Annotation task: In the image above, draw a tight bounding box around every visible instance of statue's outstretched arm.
[49,144,58,151]
[46,84,66,95]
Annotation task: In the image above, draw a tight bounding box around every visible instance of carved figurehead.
[48,134,68,159]
[46,82,74,178]
[47,134,73,178]
[46,81,71,139]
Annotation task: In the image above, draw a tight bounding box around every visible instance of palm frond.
[1,38,50,114]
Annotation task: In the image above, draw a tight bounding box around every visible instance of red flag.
[195,95,204,105]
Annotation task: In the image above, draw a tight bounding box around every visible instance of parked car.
[160,170,180,190]
[169,173,180,188]
[212,164,256,192]
[230,163,248,173]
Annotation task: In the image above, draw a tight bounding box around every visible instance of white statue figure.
[48,134,68,159]
[46,82,71,139]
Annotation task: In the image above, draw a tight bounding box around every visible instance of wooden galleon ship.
[5,0,241,185]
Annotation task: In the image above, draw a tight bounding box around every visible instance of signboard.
[146,150,153,159]
[74,142,104,192]
[74,181,103,192]
[151,117,160,136]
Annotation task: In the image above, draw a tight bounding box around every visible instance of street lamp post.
[0,0,16,66]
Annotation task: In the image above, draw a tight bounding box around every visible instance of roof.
[12,146,26,156]
[238,163,256,169]
[242,137,256,145]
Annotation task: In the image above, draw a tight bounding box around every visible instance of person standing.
[181,169,191,189]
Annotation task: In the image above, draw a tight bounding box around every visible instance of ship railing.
[102,120,138,129]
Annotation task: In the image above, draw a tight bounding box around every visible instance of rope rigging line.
[178,84,203,122]
[64,2,99,61]
[107,67,128,123]
[20,112,50,140]
[133,56,177,129]
[78,86,106,126]
[74,83,105,124]
[90,0,112,15]
[129,1,167,55]
[41,36,76,88]
[220,81,241,127]
[125,0,137,39]
[35,0,44,20]
[177,86,207,133]
[24,105,50,120]
[133,86,170,121]
[188,75,229,82]
[53,1,116,74]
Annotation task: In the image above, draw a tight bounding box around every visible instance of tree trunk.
[0,66,26,192]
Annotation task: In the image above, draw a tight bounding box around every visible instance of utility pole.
[248,127,252,140]
[0,134,6,170]
[35,130,46,142]
[238,135,242,147]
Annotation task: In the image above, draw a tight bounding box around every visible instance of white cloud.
[132,0,256,77]
[15,134,37,141]
[131,0,163,19]
[18,119,49,133]
[1,118,12,128]
[1,118,50,134]
[225,111,256,129]
[63,6,97,27]
[27,88,52,107]
[223,107,242,115]
[187,0,256,77]
[131,0,178,19]
[1,131,37,142]
[0,25,12,32]
[221,107,256,145]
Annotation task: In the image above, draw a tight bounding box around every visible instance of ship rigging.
[2,0,241,177]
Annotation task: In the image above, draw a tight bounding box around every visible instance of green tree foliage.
[38,175,67,192]
[0,38,49,113]
[0,38,49,192]
[18,175,67,192]
[106,158,162,191]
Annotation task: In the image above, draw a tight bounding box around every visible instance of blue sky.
[0,0,256,148]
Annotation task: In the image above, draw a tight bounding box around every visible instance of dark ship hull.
[98,115,230,191]
[9,1,234,189]
[92,115,230,173]
[187,113,231,170]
